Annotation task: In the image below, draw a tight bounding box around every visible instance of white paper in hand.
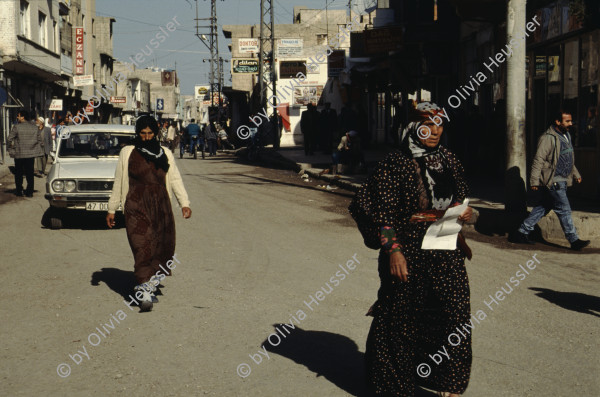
[421,199,469,250]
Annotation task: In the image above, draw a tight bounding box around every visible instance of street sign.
[156,98,164,111]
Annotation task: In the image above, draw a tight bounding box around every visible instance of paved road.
[0,154,598,396]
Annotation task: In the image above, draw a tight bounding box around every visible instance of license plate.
[86,202,109,211]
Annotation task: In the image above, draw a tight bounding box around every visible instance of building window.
[39,12,47,48]
[20,0,30,38]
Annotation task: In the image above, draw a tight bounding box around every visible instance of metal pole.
[505,0,528,213]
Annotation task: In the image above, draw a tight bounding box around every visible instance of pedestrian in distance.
[205,121,218,156]
[510,109,590,250]
[217,124,235,150]
[180,118,202,158]
[331,130,365,175]
[300,103,319,156]
[7,110,44,197]
[167,121,177,152]
[356,102,474,397]
[34,117,52,177]
[106,115,191,312]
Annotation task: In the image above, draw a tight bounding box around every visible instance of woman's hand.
[458,206,473,223]
[389,251,409,282]
[106,213,116,228]
[182,207,192,219]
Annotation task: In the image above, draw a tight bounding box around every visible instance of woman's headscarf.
[134,115,170,172]
[400,102,454,210]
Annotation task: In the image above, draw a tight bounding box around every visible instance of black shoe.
[15,191,24,197]
[25,192,33,197]
[570,239,590,251]
[509,231,535,245]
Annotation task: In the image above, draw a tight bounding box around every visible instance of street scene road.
[1,154,598,396]
[2,0,600,396]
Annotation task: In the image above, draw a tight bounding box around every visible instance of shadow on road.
[529,288,600,318]
[91,267,137,300]
[261,325,437,397]
[41,208,125,230]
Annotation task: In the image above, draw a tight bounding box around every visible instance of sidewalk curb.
[275,150,599,244]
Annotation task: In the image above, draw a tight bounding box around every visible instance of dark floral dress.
[125,149,176,284]
[365,147,472,396]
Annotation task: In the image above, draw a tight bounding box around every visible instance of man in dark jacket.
[511,110,590,250]
[319,102,337,154]
[8,110,44,197]
[300,103,319,156]
[204,121,218,156]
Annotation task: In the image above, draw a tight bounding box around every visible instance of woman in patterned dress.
[365,102,473,396]
[107,115,191,312]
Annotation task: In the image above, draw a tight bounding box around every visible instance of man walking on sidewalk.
[7,110,44,197]
[511,110,590,250]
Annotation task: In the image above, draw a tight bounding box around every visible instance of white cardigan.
[108,146,190,214]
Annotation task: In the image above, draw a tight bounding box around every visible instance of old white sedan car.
[45,124,136,229]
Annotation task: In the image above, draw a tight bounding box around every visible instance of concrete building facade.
[223,8,365,147]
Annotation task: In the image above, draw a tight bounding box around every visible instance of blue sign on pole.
[156,98,164,111]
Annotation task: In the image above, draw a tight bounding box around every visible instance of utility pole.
[195,0,222,109]
[348,0,352,23]
[505,0,528,215]
[259,0,279,147]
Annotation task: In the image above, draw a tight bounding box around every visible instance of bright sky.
[95,0,374,95]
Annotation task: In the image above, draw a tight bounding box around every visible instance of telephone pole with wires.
[258,0,279,147]
[195,0,223,108]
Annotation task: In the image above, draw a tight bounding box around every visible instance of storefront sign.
[74,27,84,75]
[73,74,94,86]
[279,61,306,79]
[364,26,403,55]
[195,85,210,100]
[49,99,63,111]
[277,38,303,57]
[238,38,259,54]
[328,50,346,77]
[232,59,259,73]
[293,85,323,106]
[110,96,127,104]
[85,101,94,114]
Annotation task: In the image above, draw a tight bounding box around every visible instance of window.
[19,0,30,38]
[39,12,47,47]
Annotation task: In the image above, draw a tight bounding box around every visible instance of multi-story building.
[109,62,179,124]
[66,0,115,122]
[0,0,64,160]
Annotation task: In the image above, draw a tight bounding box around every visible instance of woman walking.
[107,115,191,312]
[364,102,473,396]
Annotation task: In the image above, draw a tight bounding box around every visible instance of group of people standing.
[7,110,69,197]
[300,102,366,174]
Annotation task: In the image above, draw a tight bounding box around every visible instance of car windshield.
[57,132,135,157]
